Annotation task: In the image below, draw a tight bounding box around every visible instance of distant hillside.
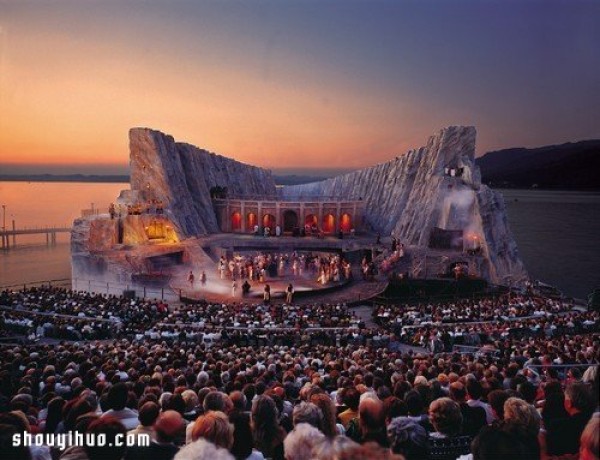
[476,140,600,190]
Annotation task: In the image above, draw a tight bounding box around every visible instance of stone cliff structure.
[282,126,527,284]
[71,126,527,291]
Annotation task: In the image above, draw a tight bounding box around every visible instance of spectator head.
[191,411,233,450]
[466,379,483,401]
[387,416,429,459]
[292,402,323,431]
[404,391,424,417]
[428,398,463,437]
[503,397,540,438]
[203,391,233,415]
[181,390,199,413]
[173,439,234,460]
[312,436,358,460]
[229,412,254,460]
[0,423,31,460]
[229,391,247,413]
[487,389,509,420]
[283,423,326,460]
[448,382,467,403]
[341,387,360,412]
[138,401,160,427]
[517,381,537,405]
[154,410,186,444]
[580,414,599,460]
[359,396,385,435]
[106,383,128,411]
[383,396,408,424]
[85,417,127,460]
[310,393,337,438]
[565,382,595,416]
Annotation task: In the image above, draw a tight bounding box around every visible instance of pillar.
[336,203,341,233]
[241,201,246,233]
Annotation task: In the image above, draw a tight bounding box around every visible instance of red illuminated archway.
[340,213,352,232]
[246,212,257,232]
[305,214,317,227]
[231,212,242,231]
[263,214,276,229]
[322,213,335,233]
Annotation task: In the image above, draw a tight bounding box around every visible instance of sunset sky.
[0,0,599,174]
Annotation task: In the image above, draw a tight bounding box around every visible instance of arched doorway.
[231,212,242,231]
[340,213,352,232]
[246,212,257,232]
[305,214,318,234]
[283,210,299,233]
[263,214,275,230]
[322,213,335,233]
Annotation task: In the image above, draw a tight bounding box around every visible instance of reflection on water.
[1,182,599,298]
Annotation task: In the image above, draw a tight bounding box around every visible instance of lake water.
[0,182,598,298]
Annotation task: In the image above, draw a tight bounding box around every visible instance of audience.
[0,286,598,460]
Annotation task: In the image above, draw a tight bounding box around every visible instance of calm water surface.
[0,182,598,298]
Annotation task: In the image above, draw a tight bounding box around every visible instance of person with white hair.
[174,439,234,460]
[292,402,323,431]
[283,423,326,460]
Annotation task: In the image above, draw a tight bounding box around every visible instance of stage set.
[71,126,527,301]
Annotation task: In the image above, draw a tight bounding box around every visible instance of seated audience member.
[191,411,233,450]
[544,382,595,457]
[101,383,139,430]
[469,424,539,460]
[127,410,185,460]
[337,388,360,430]
[357,396,388,448]
[173,439,233,460]
[229,412,265,460]
[387,416,429,460]
[580,414,599,460]
[466,379,494,424]
[428,397,472,460]
[292,402,323,432]
[449,382,487,437]
[129,401,159,442]
[251,396,285,460]
[283,423,325,460]
[502,397,541,458]
[85,417,128,460]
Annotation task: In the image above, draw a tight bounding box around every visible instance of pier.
[0,226,71,250]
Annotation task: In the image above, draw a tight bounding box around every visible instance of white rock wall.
[129,128,277,238]
[282,126,526,284]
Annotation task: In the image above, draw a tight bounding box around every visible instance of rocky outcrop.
[282,126,526,284]
[129,128,277,238]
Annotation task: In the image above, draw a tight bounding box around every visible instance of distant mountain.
[476,140,600,190]
[0,174,129,183]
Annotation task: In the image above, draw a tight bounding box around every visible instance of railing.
[0,278,179,302]
[0,278,72,290]
[72,278,179,301]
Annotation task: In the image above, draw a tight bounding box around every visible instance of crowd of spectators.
[0,286,598,460]
[163,303,361,330]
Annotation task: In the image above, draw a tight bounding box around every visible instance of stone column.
[258,201,263,229]
[336,202,341,233]
[318,203,323,230]
[226,201,231,232]
[241,201,246,233]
